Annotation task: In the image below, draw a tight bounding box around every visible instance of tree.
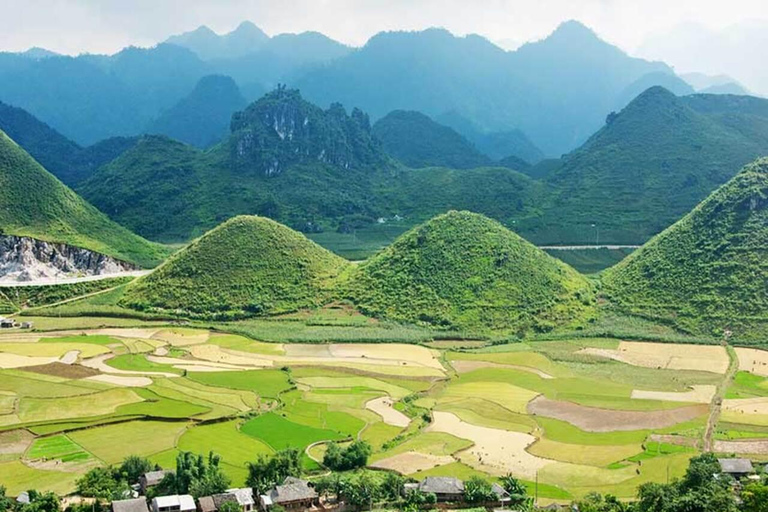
[743,482,768,512]
[76,467,129,500]
[0,487,13,512]
[574,492,628,512]
[463,477,496,504]
[246,449,302,495]
[322,441,371,471]
[217,502,241,512]
[341,473,380,511]
[119,456,155,484]
[162,452,230,498]
[380,472,404,502]
[500,474,531,511]
[18,491,61,512]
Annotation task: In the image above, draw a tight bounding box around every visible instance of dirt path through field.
[704,344,739,451]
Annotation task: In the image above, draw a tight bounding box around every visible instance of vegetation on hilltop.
[121,216,350,319]
[372,110,491,169]
[0,130,168,267]
[343,211,595,333]
[602,158,768,340]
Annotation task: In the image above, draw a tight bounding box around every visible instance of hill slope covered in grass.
[533,87,768,244]
[602,158,768,340]
[343,211,594,333]
[372,110,491,169]
[121,216,350,318]
[0,130,168,267]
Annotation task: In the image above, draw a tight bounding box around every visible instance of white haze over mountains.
[1,0,766,94]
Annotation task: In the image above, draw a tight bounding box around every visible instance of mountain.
[0,44,210,145]
[531,87,768,244]
[297,22,678,157]
[0,100,137,185]
[148,75,247,148]
[344,211,592,332]
[0,130,167,267]
[681,72,751,96]
[372,110,491,169]
[602,158,768,340]
[121,215,349,319]
[614,71,694,108]
[436,111,544,164]
[165,21,270,61]
[637,20,768,97]
[78,88,392,242]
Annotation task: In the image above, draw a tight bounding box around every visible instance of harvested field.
[527,396,708,432]
[648,434,699,447]
[579,341,728,374]
[151,329,210,346]
[0,429,33,457]
[528,438,642,466]
[365,397,410,427]
[22,362,99,379]
[440,382,539,414]
[59,351,79,364]
[451,360,554,379]
[0,353,58,369]
[85,375,152,387]
[735,348,768,377]
[283,345,332,357]
[370,452,454,473]
[187,344,272,367]
[146,355,246,371]
[723,398,768,415]
[631,385,715,403]
[713,439,768,454]
[427,411,551,479]
[328,344,442,369]
[91,328,160,339]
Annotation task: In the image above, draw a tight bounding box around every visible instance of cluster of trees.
[574,454,768,512]
[0,489,59,512]
[76,455,157,500]
[246,449,303,495]
[322,441,371,471]
[154,452,230,498]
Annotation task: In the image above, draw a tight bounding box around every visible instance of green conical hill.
[344,211,594,332]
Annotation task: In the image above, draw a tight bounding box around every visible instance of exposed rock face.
[229,87,385,175]
[0,235,137,282]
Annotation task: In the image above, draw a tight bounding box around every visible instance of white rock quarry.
[0,235,137,283]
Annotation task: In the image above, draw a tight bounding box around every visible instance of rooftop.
[419,477,465,495]
[142,470,172,486]
[152,495,195,511]
[113,498,150,512]
[267,477,317,504]
[719,458,754,474]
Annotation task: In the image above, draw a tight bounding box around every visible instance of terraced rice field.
[0,321,749,499]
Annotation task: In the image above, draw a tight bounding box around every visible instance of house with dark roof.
[719,458,754,478]
[259,477,318,510]
[418,477,465,502]
[113,498,151,512]
[140,470,173,493]
[197,497,216,512]
[199,488,255,512]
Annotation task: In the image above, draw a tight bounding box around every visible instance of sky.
[0,0,766,57]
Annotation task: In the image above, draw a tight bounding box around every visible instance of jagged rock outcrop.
[229,86,386,175]
[0,235,137,282]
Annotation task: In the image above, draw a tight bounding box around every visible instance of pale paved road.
[539,245,640,250]
[0,270,150,287]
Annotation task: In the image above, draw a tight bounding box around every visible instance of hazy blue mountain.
[165,21,269,61]
[614,71,694,108]
[148,75,247,148]
[18,47,59,59]
[0,99,137,185]
[297,21,678,156]
[0,44,210,145]
[372,110,491,169]
[701,83,751,95]
[436,111,544,164]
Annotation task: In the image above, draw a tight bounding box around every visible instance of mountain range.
[0,19,732,159]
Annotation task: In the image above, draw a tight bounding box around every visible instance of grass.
[177,420,273,484]
[0,460,80,495]
[371,432,472,462]
[68,420,188,464]
[438,381,538,414]
[0,277,135,311]
[186,369,292,398]
[294,376,412,400]
[528,438,642,466]
[434,397,537,433]
[536,417,650,445]
[207,334,285,355]
[281,390,367,436]
[26,434,92,462]
[106,354,184,375]
[121,216,350,319]
[17,388,143,424]
[0,341,109,358]
[241,412,346,450]
[117,388,211,419]
[544,248,635,275]
[725,371,768,399]
[361,422,403,449]
[0,130,169,267]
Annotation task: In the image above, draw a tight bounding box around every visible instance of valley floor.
[0,313,764,504]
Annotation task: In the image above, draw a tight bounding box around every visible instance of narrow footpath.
[703,344,738,452]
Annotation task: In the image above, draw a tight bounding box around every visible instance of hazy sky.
[0,0,766,56]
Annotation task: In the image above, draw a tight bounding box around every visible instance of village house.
[718,458,755,479]
[259,477,318,510]
[151,495,196,512]
[113,498,151,512]
[417,476,465,502]
[0,317,17,328]
[199,488,255,512]
[140,470,173,493]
